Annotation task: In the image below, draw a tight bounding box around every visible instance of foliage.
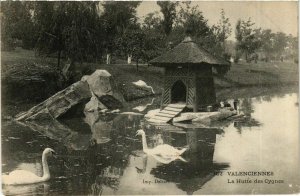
[1,1,36,50]
[101,1,141,54]
[176,2,210,38]
[256,29,275,61]
[157,2,178,36]
[251,29,297,62]
[273,32,288,59]
[211,9,232,52]
[34,2,102,62]
[116,28,145,62]
[143,11,162,31]
[174,2,219,55]
[2,0,297,78]
[235,18,262,62]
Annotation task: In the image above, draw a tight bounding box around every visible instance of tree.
[257,29,275,61]
[235,18,261,63]
[176,2,210,38]
[34,2,102,82]
[273,32,288,60]
[101,1,141,64]
[211,9,232,53]
[157,1,178,36]
[143,11,162,31]
[285,35,298,62]
[141,12,165,63]
[1,1,36,50]
[117,28,147,70]
[175,2,221,57]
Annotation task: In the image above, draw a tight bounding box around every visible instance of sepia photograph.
[1,1,299,195]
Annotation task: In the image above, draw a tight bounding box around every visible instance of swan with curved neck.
[2,148,56,185]
[136,129,187,164]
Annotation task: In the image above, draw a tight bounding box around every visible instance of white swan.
[136,129,187,164]
[132,80,155,94]
[2,148,56,185]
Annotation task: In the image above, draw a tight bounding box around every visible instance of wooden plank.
[148,119,167,123]
[164,107,182,112]
[160,110,178,115]
[168,104,186,109]
[151,116,171,121]
[156,113,174,118]
[148,103,187,124]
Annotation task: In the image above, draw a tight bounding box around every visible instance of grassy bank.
[219,61,299,87]
[1,49,298,116]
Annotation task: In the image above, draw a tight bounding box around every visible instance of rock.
[83,70,124,108]
[16,80,91,121]
[173,113,198,123]
[26,108,54,121]
[192,109,237,123]
[84,95,107,112]
[15,69,124,121]
[98,95,122,109]
[121,83,155,101]
[83,70,124,102]
[85,70,112,97]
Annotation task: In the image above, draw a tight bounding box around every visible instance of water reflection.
[2,92,299,194]
[146,127,229,195]
[3,182,50,195]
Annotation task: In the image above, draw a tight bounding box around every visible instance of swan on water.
[2,148,56,185]
[136,129,187,164]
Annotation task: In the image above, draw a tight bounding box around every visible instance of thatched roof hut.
[148,36,229,114]
[149,37,230,66]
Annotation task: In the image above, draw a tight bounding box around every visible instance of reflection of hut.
[150,37,230,112]
[186,129,217,160]
[146,126,229,194]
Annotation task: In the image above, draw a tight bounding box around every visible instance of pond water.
[1,91,299,195]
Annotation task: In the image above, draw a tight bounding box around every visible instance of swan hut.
[149,36,230,113]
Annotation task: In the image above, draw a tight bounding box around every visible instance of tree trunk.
[106,53,111,64]
[245,52,250,63]
[128,54,132,64]
[57,49,62,71]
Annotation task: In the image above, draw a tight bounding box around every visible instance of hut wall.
[160,65,216,110]
[195,66,216,108]
[161,66,195,108]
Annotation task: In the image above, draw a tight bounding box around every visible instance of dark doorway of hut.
[171,80,187,104]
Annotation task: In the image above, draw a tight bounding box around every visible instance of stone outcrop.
[15,70,124,121]
[173,108,237,124]
[15,80,91,121]
[121,83,155,101]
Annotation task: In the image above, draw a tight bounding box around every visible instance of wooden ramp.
[148,104,186,123]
